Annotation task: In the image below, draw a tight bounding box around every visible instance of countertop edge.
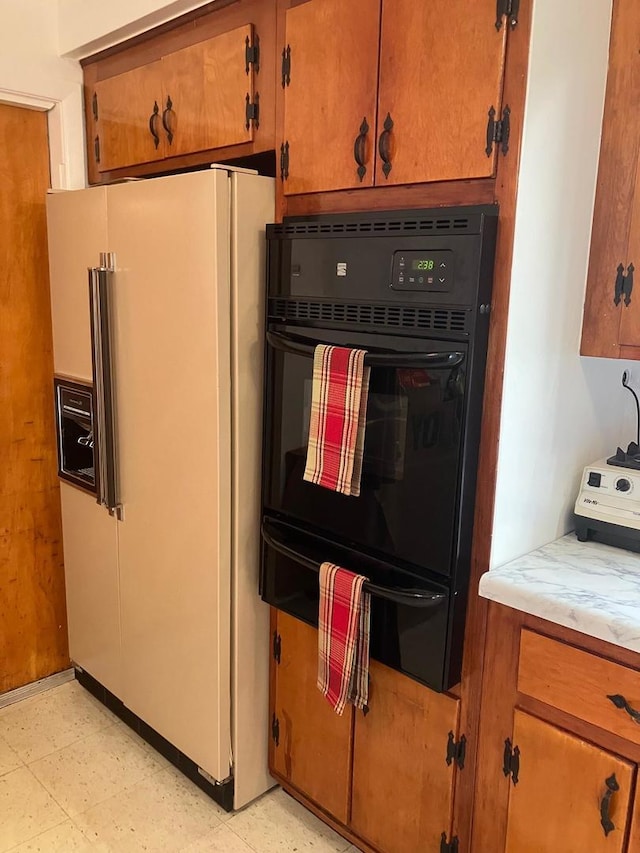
[478,571,640,652]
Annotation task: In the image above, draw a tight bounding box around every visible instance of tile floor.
[0,681,358,852]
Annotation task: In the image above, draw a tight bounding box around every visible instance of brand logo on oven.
[336,262,347,277]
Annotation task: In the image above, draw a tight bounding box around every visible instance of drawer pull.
[599,773,619,837]
[607,693,640,723]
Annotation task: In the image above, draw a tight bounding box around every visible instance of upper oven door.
[263,325,468,579]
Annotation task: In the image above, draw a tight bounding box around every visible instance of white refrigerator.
[46,167,275,810]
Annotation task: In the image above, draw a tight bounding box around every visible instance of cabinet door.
[581,0,640,357]
[376,0,507,186]
[351,660,460,852]
[282,0,381,195]
[94,62,166,172]
[504,710,634,853]
[617,137,640,350]
[161,25,254,158]
[271,611,353,824]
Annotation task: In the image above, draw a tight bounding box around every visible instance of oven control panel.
[390,250,454,292]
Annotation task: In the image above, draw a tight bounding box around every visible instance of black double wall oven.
[260,206,498,691]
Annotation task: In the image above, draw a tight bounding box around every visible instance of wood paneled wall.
[0,104,69,693]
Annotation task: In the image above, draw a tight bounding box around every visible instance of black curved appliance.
[260,205,498,691]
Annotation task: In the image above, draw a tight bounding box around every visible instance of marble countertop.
[478,534,640,652]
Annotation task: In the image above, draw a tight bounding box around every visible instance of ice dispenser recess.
[54,377,96,494]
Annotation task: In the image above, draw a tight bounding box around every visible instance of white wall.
[490,0,636,568]
[0,0,84,188]
[57,0,212,58]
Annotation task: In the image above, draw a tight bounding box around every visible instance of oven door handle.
[266,330,465,368]
[262,522,447,609]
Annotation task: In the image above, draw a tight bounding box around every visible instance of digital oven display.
[391,250,454,292]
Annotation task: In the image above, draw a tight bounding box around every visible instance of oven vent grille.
[268,299,470,333]
[269,217,471,237]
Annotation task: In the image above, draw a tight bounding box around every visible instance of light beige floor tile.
[29,723,165,817]
[180,823,255,852]
[7,819,96,852]
[112,720,172,770]
[228,789,351,853]
[0,681,115,764]
[0,736,21,778]
[74,766,226,852]
[0,767,67,853]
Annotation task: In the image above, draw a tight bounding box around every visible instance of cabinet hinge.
[273,631,281,664]
[485,104,511,158]
[271,712,280,747]
[281,44,291,88]
[92,92,98,122]
[245,93,260,130]
[245,34,260,74]
[615,263,635,307]
[446,732,466,770]
[280,141,290,181]
[495,0,520,30]
[503,738,520,785]
[94,135,100,164]
[440,833,459,853]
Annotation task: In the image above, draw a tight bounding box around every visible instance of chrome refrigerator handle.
[88,261,122,519]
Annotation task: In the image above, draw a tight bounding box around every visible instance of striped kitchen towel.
[303,345,370,497]
[317,562,371,715]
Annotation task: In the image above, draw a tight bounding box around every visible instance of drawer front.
[518,630,640,745]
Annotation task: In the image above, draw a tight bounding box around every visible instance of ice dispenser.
[54,378,96,493]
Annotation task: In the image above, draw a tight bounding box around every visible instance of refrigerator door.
[46,188,121,696]
[107,171,232,782]
[59,482,121,695]
[46,188,108,382]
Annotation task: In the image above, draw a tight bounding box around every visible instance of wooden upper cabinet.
[270,611,353,824]
[280,0,508,195]
[161,25,255,158]
[581,0,640,357]
[504,710,634,853]
[351,660,460,852]
[94,62,167,172]
[84,0,276,181]
[282,0,381,195]
[376,0,507,186]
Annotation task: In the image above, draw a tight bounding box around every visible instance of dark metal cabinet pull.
[378,112,394,178]
[607,693,640,723]
[162,96,174,145]
[353,117,369,182]
[148,101,160,149]
[624,263,635,307]
[599,773,619,837]
[614,263,626,306]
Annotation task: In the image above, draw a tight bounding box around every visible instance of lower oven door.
[261,517,454,691]
[263,325,468,578]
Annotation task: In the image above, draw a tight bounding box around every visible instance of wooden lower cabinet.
[270,611,353,823]
[473,603,640,853]
[351,660,460,852]
[504,711,634,853]
[270,610,461,852]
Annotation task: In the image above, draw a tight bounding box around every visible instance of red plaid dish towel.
[317,562,371,715]
[303,345,370,497]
